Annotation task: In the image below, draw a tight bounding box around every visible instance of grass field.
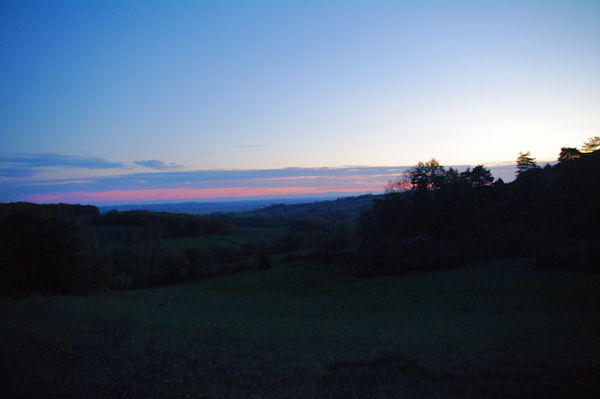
[2,260,599,398]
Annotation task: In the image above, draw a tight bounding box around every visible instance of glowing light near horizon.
[27,184,382,204]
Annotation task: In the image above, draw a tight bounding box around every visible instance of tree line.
[357,137,600,275]
[0,205,236,295]
[96,209,235,237]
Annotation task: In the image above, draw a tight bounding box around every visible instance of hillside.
[98,197,345,215]
[231,194,382,221]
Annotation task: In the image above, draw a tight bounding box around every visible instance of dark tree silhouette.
[516,151,539,177]
[359,144,600,276]
[581,136,600,153]
[461,165,493,188]
[0,213,91,294]
[401,159,447,192]
[559,147,582,161]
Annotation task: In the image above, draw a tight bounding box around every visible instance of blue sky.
[1,1,598,203]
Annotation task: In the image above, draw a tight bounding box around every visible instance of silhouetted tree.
[516,151,539,177]
[405,159,447,192]
[558,147,582,162]
[444,167,461,186]
[461,165,493,188]
[358,143,600,276]
[581,136,600,153]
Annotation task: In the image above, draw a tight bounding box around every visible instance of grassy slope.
[2,261,599,397]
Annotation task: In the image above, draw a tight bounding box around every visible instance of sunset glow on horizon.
[26,185,380,204]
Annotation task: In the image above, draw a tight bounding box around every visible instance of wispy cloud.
[229,144,266,149]
[0,167,36,178]
[1,164,518,204]
[3,166,401,203]
[134,160,182,170]
[0,153,123,172]
[25,179,94,186]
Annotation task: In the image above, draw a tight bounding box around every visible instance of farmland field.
[2,260,599,398]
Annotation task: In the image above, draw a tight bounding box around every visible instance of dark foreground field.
[2,261,599,398]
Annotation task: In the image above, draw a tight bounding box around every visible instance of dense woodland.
[0,206,238,294]
[96,209,235,236]
[358,143,600,276]
[1,139,599,295]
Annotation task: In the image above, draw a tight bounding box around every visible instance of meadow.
[2,259,599,398]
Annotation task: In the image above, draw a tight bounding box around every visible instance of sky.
[1,0,599,204]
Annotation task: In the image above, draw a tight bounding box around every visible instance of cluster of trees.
[108,239,241,290]
[0,201,358,293]
[0,202,99,223]
[358,137,600,275]
[0,199,359,294]
[259,219,355,264]
[96,210,235,237]
[106,218,356,289]
[0,204,238,295]
[385,159,493,193]
[0,210,97,295]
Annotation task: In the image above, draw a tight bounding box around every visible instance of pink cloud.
[27,184,381,204]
